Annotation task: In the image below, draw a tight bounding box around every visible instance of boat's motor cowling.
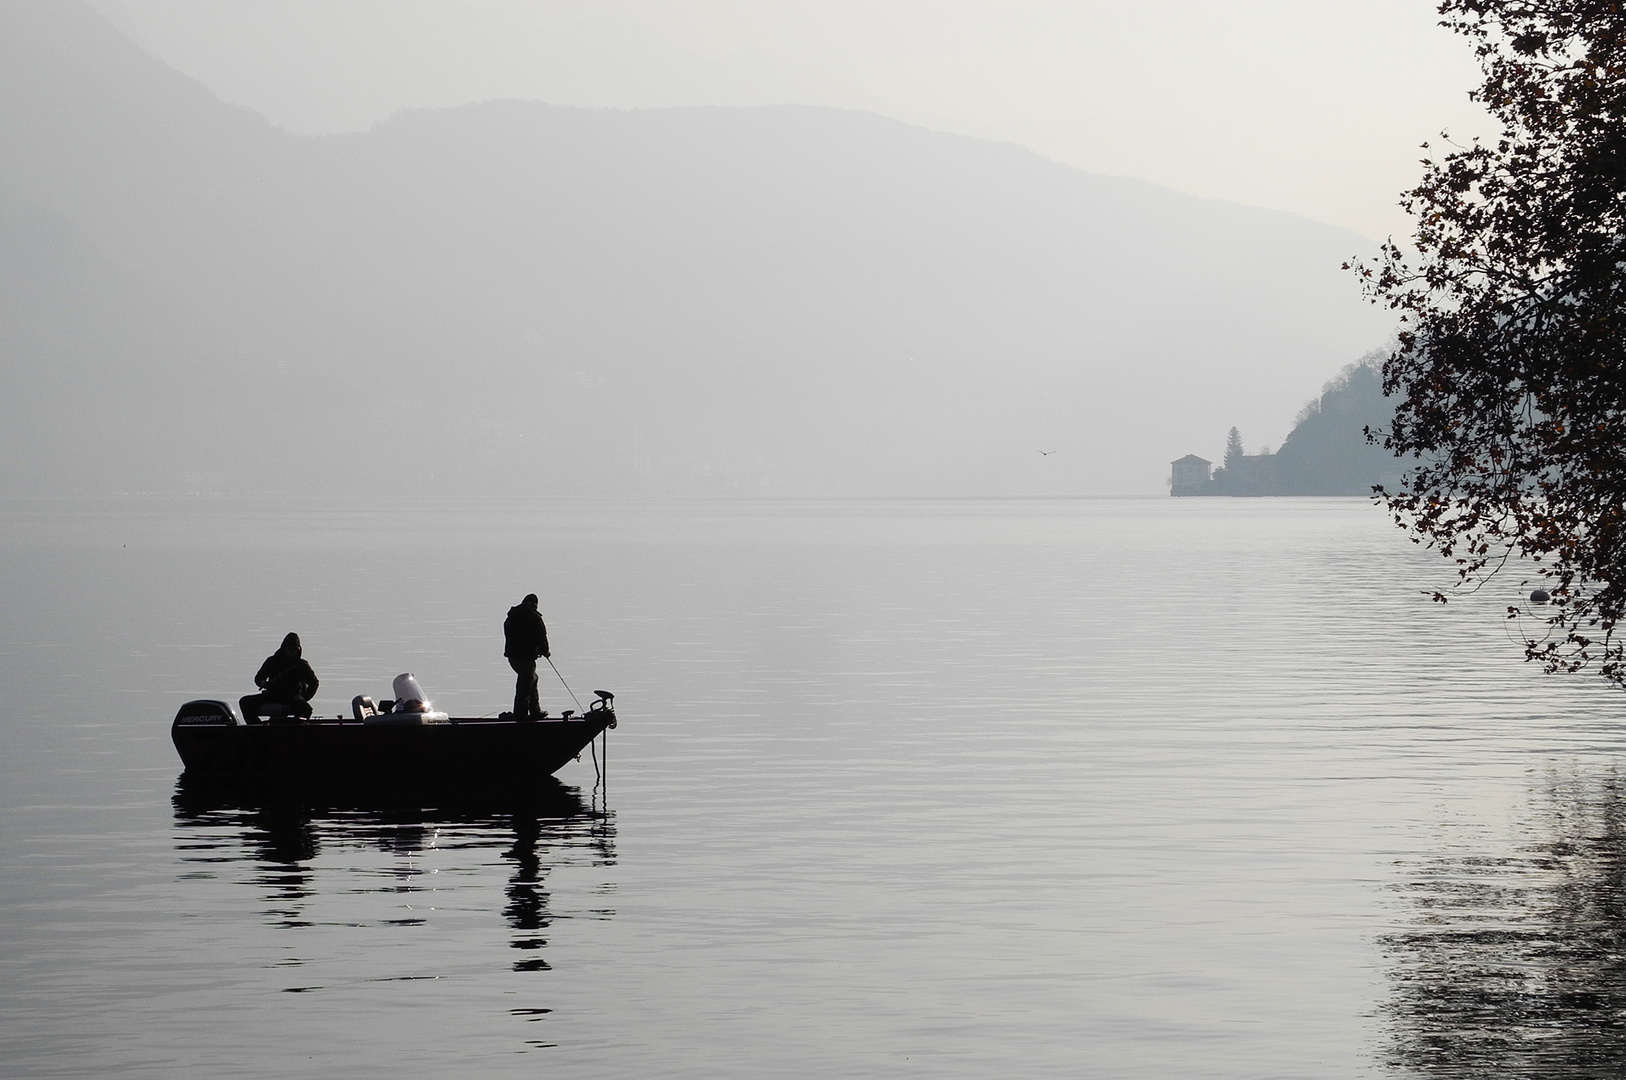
[173,699,240,726]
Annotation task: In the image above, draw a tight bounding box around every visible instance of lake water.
[1,496,1623,1078]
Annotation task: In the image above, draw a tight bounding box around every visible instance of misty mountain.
[0,0,1393,497]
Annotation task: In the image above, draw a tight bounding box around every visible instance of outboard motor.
[173,699,239,726]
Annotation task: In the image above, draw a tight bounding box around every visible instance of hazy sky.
[87,0,1489,241]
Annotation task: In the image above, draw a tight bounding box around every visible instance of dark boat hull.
[172,709,614,783]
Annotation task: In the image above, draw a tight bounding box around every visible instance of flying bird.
[1038,449,1059,456]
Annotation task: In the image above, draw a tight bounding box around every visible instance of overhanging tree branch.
[1351,0,1626,686]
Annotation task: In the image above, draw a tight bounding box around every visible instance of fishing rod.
[547,655,584,712]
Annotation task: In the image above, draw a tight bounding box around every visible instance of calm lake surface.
[2,497,1623,1078]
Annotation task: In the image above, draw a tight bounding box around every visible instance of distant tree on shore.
[1222,427,1244,470]
[1352,0,1626,687]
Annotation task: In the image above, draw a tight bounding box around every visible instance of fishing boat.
[171,673,616,783]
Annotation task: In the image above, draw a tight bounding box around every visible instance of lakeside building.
[1169,455,1212,495]
[1171,452,1279,496]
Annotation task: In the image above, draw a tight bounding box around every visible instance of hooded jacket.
[503,603,550,660]
[254,633,320,702]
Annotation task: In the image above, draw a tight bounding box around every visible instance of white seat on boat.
[363,710,449,726]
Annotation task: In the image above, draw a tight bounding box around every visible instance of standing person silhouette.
[503,594,550,719]
[240,632,320,724]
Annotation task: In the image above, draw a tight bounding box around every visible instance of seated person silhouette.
[239,632,320,724]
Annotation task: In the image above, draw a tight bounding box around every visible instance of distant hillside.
[0,0,1393,497]
[1171,353,1402,497]
[0,191,241,493]
[1275,360,1400,495]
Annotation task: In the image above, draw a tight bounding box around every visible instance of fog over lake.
[0,1,1391,499]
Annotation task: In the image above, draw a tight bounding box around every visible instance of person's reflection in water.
[505,814,553,971]
[173,776,320,928]
[246,805,321,927]
[1384,767,1626,1077]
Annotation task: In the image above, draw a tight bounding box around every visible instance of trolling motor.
[590,690,617,727]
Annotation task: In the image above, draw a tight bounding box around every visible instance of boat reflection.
[1383,767,1626,1077]
[173,772,615,969]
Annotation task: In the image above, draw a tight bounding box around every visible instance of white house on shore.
[1169,455,1212,496]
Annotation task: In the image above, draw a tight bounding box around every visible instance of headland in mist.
[0,0,1392,498]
